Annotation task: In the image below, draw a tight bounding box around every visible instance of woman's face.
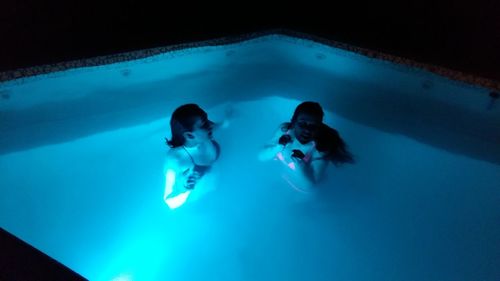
[187,117,213,144]
[293,113,322,144]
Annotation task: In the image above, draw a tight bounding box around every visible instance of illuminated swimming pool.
[1,33,499,281]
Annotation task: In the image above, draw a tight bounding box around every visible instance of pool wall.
[1,31,499,163]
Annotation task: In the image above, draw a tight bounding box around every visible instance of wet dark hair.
[166,104,213,148]
[315,124,355,166]
[282,101,325,131]
[281,101,354,165]
[291,101,324,124]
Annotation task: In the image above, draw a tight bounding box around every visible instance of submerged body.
[163,140,220,208]
[259,125,328,192]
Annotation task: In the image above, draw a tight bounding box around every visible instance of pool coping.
[1,29,499,92]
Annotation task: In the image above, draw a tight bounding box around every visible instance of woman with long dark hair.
[259,101,354,191]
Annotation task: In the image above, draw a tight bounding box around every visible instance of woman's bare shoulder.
[166,147,184,158]
[165,147,190,168]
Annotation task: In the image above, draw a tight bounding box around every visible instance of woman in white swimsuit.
[259,101,354,192]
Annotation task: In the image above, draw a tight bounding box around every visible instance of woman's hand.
[291,149,306,160]
[278,134,292,146]
[220,104,236,129]
[185,171,201,189]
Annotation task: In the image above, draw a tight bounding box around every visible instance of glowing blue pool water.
[1,34,499,281]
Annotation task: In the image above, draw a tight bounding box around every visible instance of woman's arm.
[210,104,235,131]
[163,150,191,209]
[310,157,329,183]
[291,154,329,185]
[258,143,284,162]
[258,126,290,161]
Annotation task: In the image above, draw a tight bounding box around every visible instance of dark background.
[1,1,499,81]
